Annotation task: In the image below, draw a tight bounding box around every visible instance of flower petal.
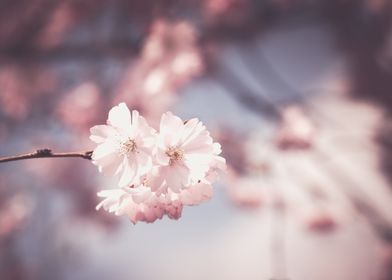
[107,103,132,132]
[90,125,117,143]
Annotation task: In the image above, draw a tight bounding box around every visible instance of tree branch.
[0,149,93,163]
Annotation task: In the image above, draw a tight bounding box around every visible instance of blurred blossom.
[379,243,392,280]
[141,20,199,62]
[305,210,338,233]
[221,95,370,233]
[365,0,389,14]
[225,173,266,209]
[275,106,316,150]
[57,82,103,131]
[0,0,47,48]
[0,64,57,121]
[0,190,34,239]
[0,66,31,120]
[37,2,76,49]
[142,68,169,96]
[203,0,250,27]
[214,127,249,174]
[114,64,176,127]
[171,52,203,78]
[113,19,203,126]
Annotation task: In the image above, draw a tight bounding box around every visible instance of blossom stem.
[0,149,93,163]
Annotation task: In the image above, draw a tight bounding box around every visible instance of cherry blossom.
[96,182,213,224]
[154,112,224,193]
[90,103,156,187]
[93,104,226,223]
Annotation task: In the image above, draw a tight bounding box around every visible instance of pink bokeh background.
[1,1,392,279]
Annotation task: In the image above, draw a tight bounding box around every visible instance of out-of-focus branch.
[0,149,93,163]
[222,82,282,119]
[215,72,282,120]
[0,43,139,61]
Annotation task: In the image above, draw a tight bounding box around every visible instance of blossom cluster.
[90,103,226,224]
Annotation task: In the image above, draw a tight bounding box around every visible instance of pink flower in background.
[154,112,221,193]
[90,103,156,187]
[304,210,338,233]
[57,82,103,131]
[275,106,316,150]
[112,19,204,128]
[0,193,34,239]
[0,64,57,121]
[225,174,266,209]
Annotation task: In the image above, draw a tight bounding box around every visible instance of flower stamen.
[166,146,184,165]
[119,138,137,155]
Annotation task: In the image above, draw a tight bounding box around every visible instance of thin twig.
[0,149,93,163]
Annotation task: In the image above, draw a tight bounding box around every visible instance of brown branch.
[0,149,93,163]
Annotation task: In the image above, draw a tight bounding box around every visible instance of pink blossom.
[95,162,218,224]
[90,103,156,187]
[275,106,316,150]
[96,187,172,224]
[112,19,204,128]
[178,182,213,206]
[57,82,103,131]
[154,112,222,193]
[0,192,34,238]
[204,143,227,184]
[305,211,338,233]
[226,174,266,209]
[96,181,215,224]
[93,105,226,223]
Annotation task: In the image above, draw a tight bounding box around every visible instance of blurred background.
[1,0,392,279]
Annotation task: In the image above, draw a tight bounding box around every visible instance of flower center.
[119,138,137,155]
[166,146,184,165]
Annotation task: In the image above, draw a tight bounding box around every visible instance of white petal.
[159,112,183,147]
[118,158,138,187]
[90,125,117,143]
[183,140,214,154]
[107,103,132,132]
[180,118,206,146]
[155,148,170,166]
[92,143,124,176]
[165,164,190,193]
[131,187,153,204]
[136,149,153,175]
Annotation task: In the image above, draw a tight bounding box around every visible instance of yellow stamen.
[166,146,184,165]
[119,138,137,154]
